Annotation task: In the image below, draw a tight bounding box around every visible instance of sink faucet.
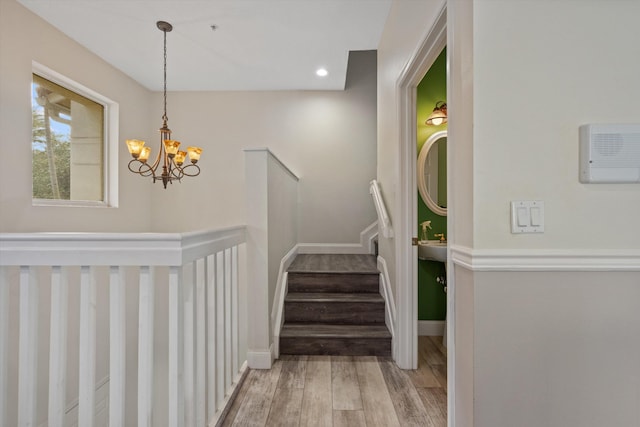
[434,233,446,243]
[420,220,432,241]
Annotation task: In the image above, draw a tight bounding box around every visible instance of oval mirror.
[417,130,447,216]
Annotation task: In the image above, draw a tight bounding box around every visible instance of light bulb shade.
[164,139,181,156]
[187,146,202,163]
[425,101,448,126]
[174,150,187,166]
[139,146,151,162]
[126,139,145,158]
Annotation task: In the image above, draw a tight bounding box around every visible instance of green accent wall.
[417,47,447,321]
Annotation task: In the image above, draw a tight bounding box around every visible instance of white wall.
[0,0,154,233]
[245,149,299,368]
[148,50,377,243]
[473,0,640,250]
[474,271,640,427]
[452,1,640,426]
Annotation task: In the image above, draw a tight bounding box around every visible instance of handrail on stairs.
[369,179,393,239]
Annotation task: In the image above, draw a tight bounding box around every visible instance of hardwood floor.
[220,336,447,427]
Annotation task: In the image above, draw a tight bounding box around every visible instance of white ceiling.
[18,0,392,91]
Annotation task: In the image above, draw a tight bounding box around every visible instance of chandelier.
[125,21,202,188]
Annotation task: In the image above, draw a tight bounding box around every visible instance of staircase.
[279,254,391,356]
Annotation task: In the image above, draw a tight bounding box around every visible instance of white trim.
[377,256,397,359]
[370,181,393,238]
[297,221,378,255]
[243,148,299,181]
[361,221,379,255]
[212,361,249,427]
[246,344,274,370]
[0,226,246,267]
[271,246,299,359]
[451,245,640,272]
[395,4,447,371]
[32,61,119,208]
[418,320,445,336]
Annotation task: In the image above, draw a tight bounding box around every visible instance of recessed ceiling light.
[316,68,328,77]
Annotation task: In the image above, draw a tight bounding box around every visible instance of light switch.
[511,201,545,233]
[530,206,541,226]
[517,207,529,226]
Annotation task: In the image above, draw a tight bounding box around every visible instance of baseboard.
[377,256,397,360]
[213,361,249,427]
[271,245,299,359]
[247,343,274,369]
[297,221,378,255]
[418,320,445,336]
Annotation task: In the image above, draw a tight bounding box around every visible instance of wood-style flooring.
[220,336,447,427]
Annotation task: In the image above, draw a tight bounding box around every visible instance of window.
[31,63,118,206]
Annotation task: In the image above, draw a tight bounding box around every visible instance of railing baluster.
[0,227,247,427]
[0,267,10,427]
[231,246,239,378]
[109,266,126,427]
[18,266,38,427]
[138,266,154,427]
[168,266,184,427]
[78,266,96,427]
[184,263,196,426]
[224,249,232,390]
[48,266,68,427]
[196,258,207,426]
[206,254,217,419]
[215,251,225,410]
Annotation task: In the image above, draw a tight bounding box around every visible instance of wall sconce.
[425,101,447,126]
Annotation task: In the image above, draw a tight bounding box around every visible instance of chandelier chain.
[163,29,168,123]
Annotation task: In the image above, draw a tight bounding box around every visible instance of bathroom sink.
[418,240,447,262]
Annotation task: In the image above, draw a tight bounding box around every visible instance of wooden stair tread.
[285,292,384,303]
[288,254,378,274]
[280,324,391,339]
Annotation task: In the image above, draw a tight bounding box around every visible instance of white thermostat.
[579,123,640,183]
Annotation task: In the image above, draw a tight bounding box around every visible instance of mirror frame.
[417,130,447,216]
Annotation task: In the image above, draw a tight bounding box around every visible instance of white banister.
[0,268,10,427]
[231,246,239,377]
[215,251,226,410]
[168,265,185,427]
[78,266,96,427]
[138,266,155,427]
[109,266,126,427]
[195,258,207,427]
[48,266,68,427]
[224,249,232,392]
[370,179,394,238]
[206,254,217,420]
[0,226,247,427]
[184,263,196,427]
[18,266,38,427]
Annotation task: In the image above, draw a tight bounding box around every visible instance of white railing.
[0,226,247,427]
[370,179,393,238]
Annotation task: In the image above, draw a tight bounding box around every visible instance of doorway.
[393,4,453,425]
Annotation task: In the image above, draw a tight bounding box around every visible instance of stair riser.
[280,337,391,356]
[285,302,385,324]
[288,272,379,293]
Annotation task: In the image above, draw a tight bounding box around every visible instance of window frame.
[31,61,119,208]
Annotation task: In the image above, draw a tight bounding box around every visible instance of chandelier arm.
[180,164,201,177]
[128,159,159,178]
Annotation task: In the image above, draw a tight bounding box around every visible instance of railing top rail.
[0,225,246,267]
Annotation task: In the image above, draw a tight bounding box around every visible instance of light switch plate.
[511,200,545,233]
